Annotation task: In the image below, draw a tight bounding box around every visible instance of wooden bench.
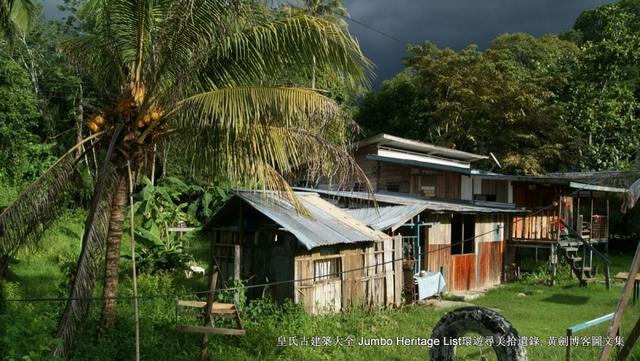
[614,272,640,304]
[176,300,246,336]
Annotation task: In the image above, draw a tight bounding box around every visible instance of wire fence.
[0,186,590,304]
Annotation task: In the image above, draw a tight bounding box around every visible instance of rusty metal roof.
[233,191,390,250]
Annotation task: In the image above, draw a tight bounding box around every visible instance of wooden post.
[566,329,572,361]
[200,269,219,360]
[127,162,140,361]
[393,235,403,307]
[618,317,640,360]
[234,244,240,305]
[599,240,640,361]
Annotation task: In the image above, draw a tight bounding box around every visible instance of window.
[386,183,400,192]
[451,214,476,255]
[314,258,341,282]
[421,185,436,197]
[352,182,365,192]
[473,194,497,202]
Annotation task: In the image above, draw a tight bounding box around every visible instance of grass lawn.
[1,211,639,360]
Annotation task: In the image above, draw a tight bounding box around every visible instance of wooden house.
[305,133,628,290]
[298,188,521,292]
[341,134,524,292]
[203,190,402,314]
[479,171,628,285]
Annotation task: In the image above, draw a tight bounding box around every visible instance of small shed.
[203,190,402,314]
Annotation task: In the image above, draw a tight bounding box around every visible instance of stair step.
[564,247,579,252]
[571,257,582,262]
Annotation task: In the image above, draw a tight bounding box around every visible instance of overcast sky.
[344,0,617,86]
[39,0,617,86]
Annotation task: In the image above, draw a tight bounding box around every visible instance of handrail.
[559,219,609,265]
[566,313,616,361]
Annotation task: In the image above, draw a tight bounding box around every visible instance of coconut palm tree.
[0,0,36,42]
[0,0,371,356]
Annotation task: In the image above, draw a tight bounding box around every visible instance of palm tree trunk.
[99,172,128,330]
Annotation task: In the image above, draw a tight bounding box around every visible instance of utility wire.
[339,14,409,45]
[0,186,583,304]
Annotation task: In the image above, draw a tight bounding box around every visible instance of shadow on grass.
[541,293,590,305]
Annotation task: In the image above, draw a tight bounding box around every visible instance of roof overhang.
[569,182,627,193]
[367,154,472,175]
[355,133,488,162]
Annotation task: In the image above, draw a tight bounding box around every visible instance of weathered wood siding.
[293,236,402,315]
[423,214,454,288]
[422,214,505,291]
[475,215,505,289]
[354,147,462,199]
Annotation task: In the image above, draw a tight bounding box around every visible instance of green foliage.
[126,176,229,273]
[0,56,52,183]
[357,34,581,175]
[128,177,195,273]
[357,1,640,173]
[564,0,640,170]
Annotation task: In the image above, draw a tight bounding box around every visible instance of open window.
[314,257,342,282]
[451,214,476,255]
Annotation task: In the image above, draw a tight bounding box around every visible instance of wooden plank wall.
[422,214,506,292]
[452,254,476,290]
[424,214,454,289]
[475,214,505,289]
[293,237,400,314]
[354,146,381,191]
[340,247,365,309]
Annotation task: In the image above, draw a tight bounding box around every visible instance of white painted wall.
[461,175,473,200]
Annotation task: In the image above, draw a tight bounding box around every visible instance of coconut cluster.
[137,107,163,129]
[87,114,106,133]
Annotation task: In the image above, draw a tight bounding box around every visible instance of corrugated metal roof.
[343,204,429,231]
[234,191,389,250]
[294,188,526,214]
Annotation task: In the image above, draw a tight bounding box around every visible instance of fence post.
[234,244,241,305]
[566,328,572,361]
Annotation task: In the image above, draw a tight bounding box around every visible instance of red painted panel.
[479,241,504,288]
[452,254,475,291]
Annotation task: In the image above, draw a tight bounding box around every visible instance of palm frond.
[0,152,78,261]
[168,86,372,208]
[53,169,118,357]
[207,14,372,89]
[173,86,340,132]
[0,0,37,43]
[53,125,124,357]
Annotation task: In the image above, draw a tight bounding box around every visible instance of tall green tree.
[564,0,640,170]
[357,34,580,175]
[0,0,371,356]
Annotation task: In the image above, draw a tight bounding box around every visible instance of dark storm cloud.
[39,0,617,85]
[344,0,616,86]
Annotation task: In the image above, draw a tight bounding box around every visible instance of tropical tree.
[0,0,370,356]
[563,0,640,170]
[357,34,581,175]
